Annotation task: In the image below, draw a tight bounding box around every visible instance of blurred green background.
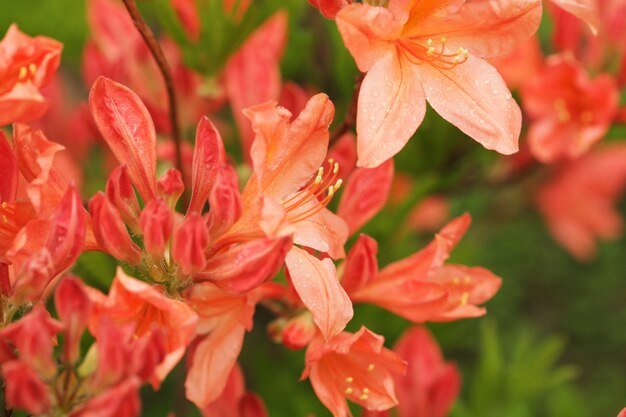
[1,0,625,416]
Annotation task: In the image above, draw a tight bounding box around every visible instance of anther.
[464,276,471,283]
[333,162,339,174]
[2,215,8,224]
[367,364,375,372]
[1,202,7,209]
[363,388,370,394]
[359,393,369,400]
[344,387,353,395]
[453,277,460,284]
[345,376,353,383]
[460,292,469,306]
[427,38,433,47]
[18,66,27,81]
[28,63,37,75]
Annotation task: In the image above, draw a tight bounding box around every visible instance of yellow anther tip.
[345,388,353,395]
[333,162,339,174]
[367,364,375,372]
[28,63,37,75]
[18,66,28,80]
[345,377,354,383]
[359,394,369,400]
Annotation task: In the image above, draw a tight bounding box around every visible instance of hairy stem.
[121,0,185,181]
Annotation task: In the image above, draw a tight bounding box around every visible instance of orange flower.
[0,25,62,126]
[89,268,198,386]
[303,327,406,417]
[343,214,502,322]
[536,143,626,260]
[336,0,542,167]
[521,54,618,163]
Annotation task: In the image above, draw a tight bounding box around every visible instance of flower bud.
[172,213,209,276]
[157,168,185,208]
[89,192,142,265]
[105,165,141,234]
[280,312,316,350]
[140,199,174,262]
[2,360,51,415]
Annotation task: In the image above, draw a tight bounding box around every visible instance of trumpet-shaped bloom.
[0,24,62,126]
[536,143,626,260]
[88,268,198,385]
[521,54,618,162]
[363,326,460,417]
[302,327,407,417]
[343,214,501,322]
[336,0,543,167]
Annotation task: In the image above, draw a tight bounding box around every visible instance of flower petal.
[89,76,157,203]
[0,131,18,202]
[186,323,246,408]
[407,0,543,58]
[551,0,599,33]
[285,247,353,340]
[338,159,394,234]
[187,116,226,214]
[356,52,426,168]
[421,55,520,155]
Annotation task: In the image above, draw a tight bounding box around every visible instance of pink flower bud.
[12,248,54,303]
[55,276,92,364]
[2,360,51,415]
[89,192,142,265]
[172,213,209,276]
[106,165,141,233]
[0,305,62,378]
[280,312,316,350]
[157,168,185,208]
[207,164,242,237]
[187,116,225,214]
[140,199,174,261]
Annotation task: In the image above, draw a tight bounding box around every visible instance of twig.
[330,73,364,144]
[121,0,185,183]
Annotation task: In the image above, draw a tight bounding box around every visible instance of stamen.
[18,66,28,81]
[283,160,343,223]
[367,364,375,372]
[344,387,353,395]
[345,376,354,383]
[460,292,469,306]
[399,37,469,70]
[28,63,37,75]
[359,393,369,400]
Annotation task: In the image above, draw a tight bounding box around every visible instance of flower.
[363,326,460,417]
[302,327,407,417]
[0,24,62,126]
[342,214,502,322]
[536,143,626,260]
[336,0,542,167]
[521,53,618,162]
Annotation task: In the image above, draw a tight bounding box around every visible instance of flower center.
[280,159,343,223]
[399,37,469,70]
[16,63,38,84]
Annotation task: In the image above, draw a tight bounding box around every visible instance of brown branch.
[121,0,185,182]
[330,73,364,144]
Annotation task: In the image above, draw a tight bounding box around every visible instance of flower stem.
[330,73,364,144]
[121,0,185,182]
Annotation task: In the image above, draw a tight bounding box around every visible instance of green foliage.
[452,321,583,417]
